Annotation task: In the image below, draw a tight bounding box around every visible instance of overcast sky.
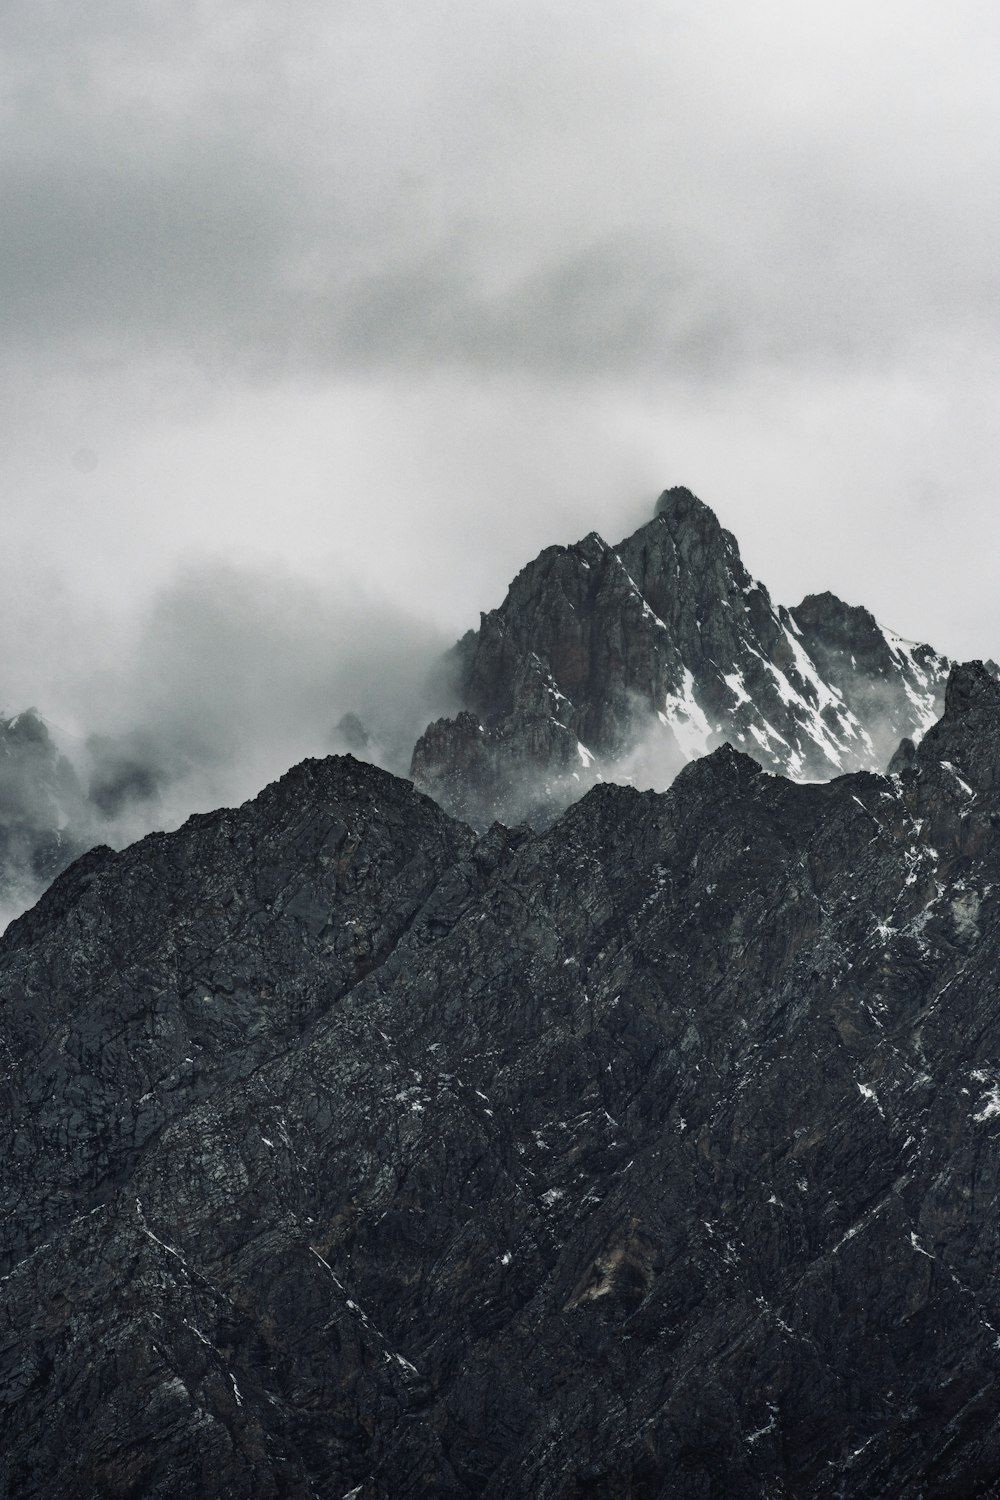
[4,0,1000,752]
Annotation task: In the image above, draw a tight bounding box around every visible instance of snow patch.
[941,760,975,799]
[974,1086,1000,1122]
[662,668,714,758]
[856,1081,884,1118]
[722,670,752,708]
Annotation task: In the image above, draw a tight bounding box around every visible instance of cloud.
[3,0,1000,384]
[75,558,458,819]
[0,552,460,923]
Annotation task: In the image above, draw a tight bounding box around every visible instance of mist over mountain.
[9,8,1000,1492]
[0,560,457,925]
[0,487,959,924]
[413,486,951,826]
[9,468,1000,1495]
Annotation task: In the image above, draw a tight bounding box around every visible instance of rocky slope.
[411,487,950,826]
[6,662,1000,1495]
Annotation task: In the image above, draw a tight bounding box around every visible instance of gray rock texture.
[411,487,950,827]
[6,665,1000,1494]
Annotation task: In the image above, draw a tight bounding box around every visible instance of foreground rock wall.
[5,665,1000,1494]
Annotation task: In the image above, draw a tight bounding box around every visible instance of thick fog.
[15,560,455,820]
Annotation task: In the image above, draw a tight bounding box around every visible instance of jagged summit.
[411,487,949,827]
[0,486,950,915]
[650,485,744,559]
[942,656,1000,717]
[654,482,711,518]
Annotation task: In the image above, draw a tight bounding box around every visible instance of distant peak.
[792,591,880,636]
[654,485,708,520]
[795,590,869,618]
[0,708,56,753]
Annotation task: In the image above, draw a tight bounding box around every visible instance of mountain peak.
[654,483,702,511]
[411,488,950,826]
[653,484,715,525]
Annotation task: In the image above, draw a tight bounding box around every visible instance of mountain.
[0,708,89,918]
[6,662,1000,1495]
[0,487,952,919]
[411,487,951,826]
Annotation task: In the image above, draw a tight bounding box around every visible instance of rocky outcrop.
[7,666,1000,1494]
[411,486,950,826]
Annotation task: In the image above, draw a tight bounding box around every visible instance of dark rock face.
[8,668,1000,1494]
[411,487,949,826]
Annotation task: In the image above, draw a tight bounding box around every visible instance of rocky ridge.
[6,663,1000,1494]
[0,488,952,918]
[411,487,950,826]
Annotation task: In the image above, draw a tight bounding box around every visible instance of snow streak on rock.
[7,664,1000,1494]
[412,486,953,827]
